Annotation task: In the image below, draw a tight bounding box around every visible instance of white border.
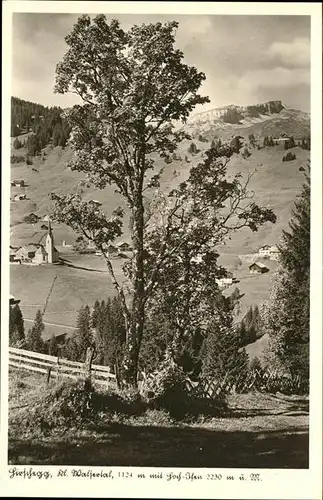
[1,2,322,499]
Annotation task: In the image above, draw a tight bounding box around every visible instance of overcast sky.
[11,13,311,113]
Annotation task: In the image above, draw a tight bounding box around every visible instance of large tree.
[52,15,276,387]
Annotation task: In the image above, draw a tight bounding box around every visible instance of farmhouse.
[216,272,234,288]
[249,262,269,275]
[9,294,20,306]
[9,246,21,263]
[116,241,132,252]
[11,179,25,187]
[258,244,279,260]
[13,193,27,201]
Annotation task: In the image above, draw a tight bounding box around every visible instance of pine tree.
[61,334,80,361]
[201,321,249,384]
[9,304,25,346]
[266,165,310,379]
[188,142,198,154]
[26,309,45,353]
[13,137,22,149]
[75,305,93,361]
[48,334,59,356]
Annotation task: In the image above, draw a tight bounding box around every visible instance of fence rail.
[9,347,116,387]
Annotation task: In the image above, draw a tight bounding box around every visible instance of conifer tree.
[75,305,93,361]
[48,334,59,356]
[9,304,25,346]
[201,320,249,383]
[266,165,310,379]
[26,309,45,353]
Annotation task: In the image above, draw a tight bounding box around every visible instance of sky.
[11,13,311,113]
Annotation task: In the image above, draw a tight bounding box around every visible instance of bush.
[139,352,226,420]
[140,352,187,399]
[282,152,296,162]
[10,155,25,164]
[242,147,251,159]
[188,142,198,155]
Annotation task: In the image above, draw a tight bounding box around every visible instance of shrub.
[10,155,25,164]
[242,146,251,159]
[188,142,198,155]
[139,351,227,420]
[282,152,296,162]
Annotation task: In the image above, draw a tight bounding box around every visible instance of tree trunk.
[121,184,145,388]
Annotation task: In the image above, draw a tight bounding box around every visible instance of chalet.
[9,294,20,306]
[16,243,41,262]
[13,193,27,201]
[41,224,48,230]
[249,262,269,275]
[9,246,20,263]
[116,241,132,252]
[89,199,102,206]
[11,180,25,187]
[258,244,279,260]
[216,271,234,288]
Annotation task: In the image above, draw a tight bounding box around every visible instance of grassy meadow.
[9,134,309,348]
[8,368,309,467]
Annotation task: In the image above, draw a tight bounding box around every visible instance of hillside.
[9,99,310,354]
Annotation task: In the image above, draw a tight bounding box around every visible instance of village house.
[258,244,279,260]
[216,271,234,289]
[116,241,132,252]
[9,294,20,306]
[13,193,27,201]
[11,179,25,187]
[10,246,21,263]
[249,262,269,275]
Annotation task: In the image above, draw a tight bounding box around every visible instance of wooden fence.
[9,347,117,387]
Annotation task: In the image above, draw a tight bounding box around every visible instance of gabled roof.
[35,245,47,255]
[249,261,268,269]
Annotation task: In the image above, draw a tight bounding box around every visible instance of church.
[14,219,59,265]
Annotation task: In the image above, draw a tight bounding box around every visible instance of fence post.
[46,366,52,385]
[84,346,95,389]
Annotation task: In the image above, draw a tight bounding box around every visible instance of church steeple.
[45,217,57,263]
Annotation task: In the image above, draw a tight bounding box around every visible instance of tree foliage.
[52,15,276,387]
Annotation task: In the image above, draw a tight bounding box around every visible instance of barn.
[249,262,269,275]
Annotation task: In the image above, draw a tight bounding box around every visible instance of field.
[8,368,309,468]
[9,134,309,351]
[10,251,128,339]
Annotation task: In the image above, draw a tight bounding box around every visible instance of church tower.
[45,218,58,263]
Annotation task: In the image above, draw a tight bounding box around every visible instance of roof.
[20,243,40,251]
[116,241,130,247]
[35,245,47,255]
[259,245,271,250]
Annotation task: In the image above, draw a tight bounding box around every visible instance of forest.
[11,97,71,155]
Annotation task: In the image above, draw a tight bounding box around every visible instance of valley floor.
[8,370,309,468]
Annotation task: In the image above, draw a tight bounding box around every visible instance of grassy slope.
[10,130,309,348]
[8,368,309,467]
